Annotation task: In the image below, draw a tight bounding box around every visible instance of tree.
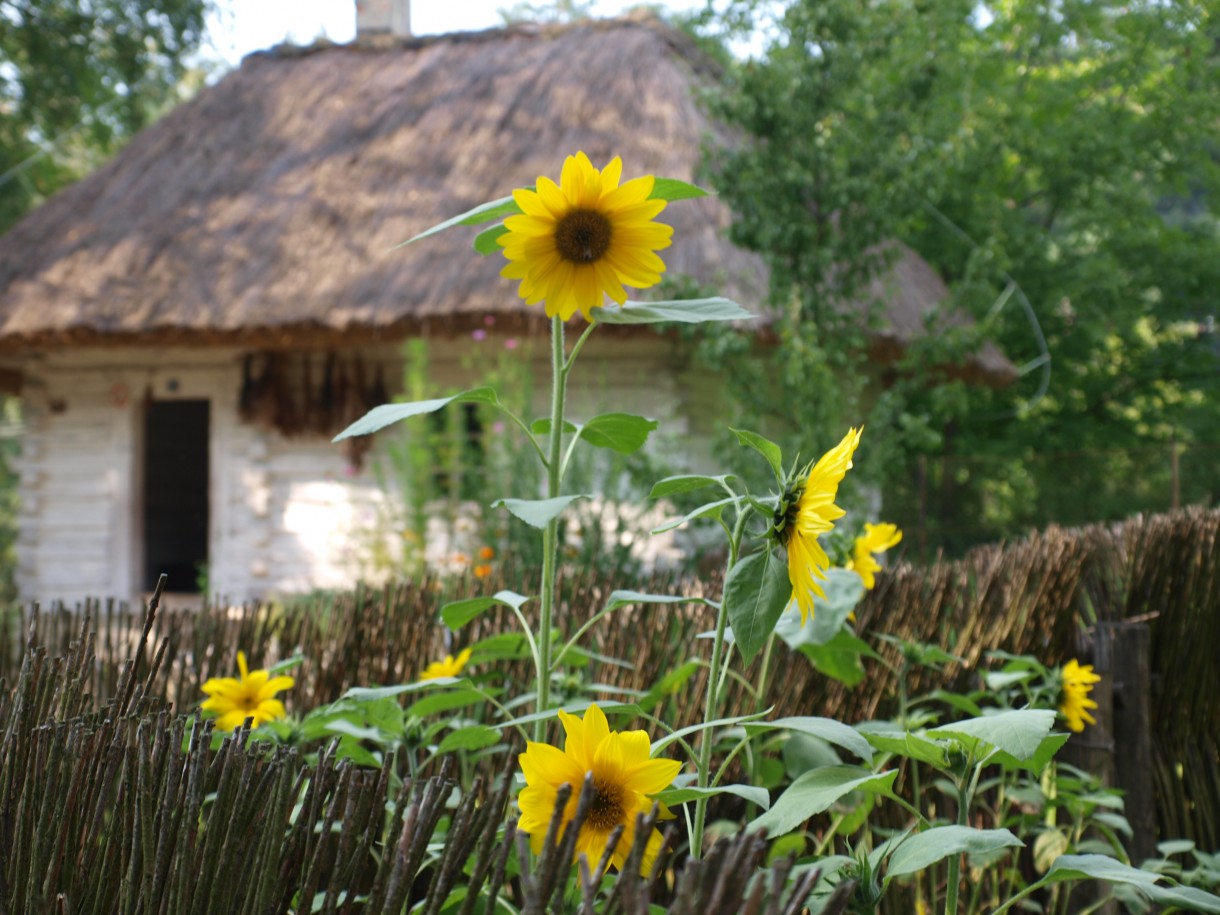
[0,0,209,231]
[705,0,1220,554]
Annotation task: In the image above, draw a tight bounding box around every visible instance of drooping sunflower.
[517,704,681,875]
[420,647,473,681]
[1058,658,1101,733]
[778,427,863,625]
[200,651,294,732]
[498,152,673,322]
[846,522,903,590]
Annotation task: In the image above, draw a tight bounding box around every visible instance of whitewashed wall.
[9,332,712,605]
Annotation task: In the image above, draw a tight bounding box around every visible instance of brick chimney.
[356,0,411,37]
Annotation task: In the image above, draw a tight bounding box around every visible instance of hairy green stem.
[690,505,752,859]
[533,315,568,744]
[945,768,975,915]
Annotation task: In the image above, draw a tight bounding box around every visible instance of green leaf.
[639,660,701,713]
[651,496,735,534]
[991,732,1069,775]
[649,177,711,202]
[748,716,874,763]
[927,709,1056,762]
[267,654,305,675]
[491,494,587,528]
[593,297,754,326]
[795,629,873,687]
[1044,854,1163,888]
[603,590,704,612]
[437,724,502,754]
[470,633,535,662]
[395,193,525,248]
[724,549,792,663]
[441,590,531,629]
[656,783,770,810]
[651,708,772,755]
[1143,884,1220,913]
[856,725,950,768]
[746,766,898,838]
[340,679,467,701]
[730,427,784,481]
[473,223,510,255]
[885,826,1023,881]
[323,719,384,741]
[408,688,490,718]
[529,417,579,434]
[577,413,659,454]
[333,387,499,441]
[649,474,736,500]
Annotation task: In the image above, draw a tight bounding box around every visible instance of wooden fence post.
[1100,621,1157,865]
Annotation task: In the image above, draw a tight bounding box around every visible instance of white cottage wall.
[11,331,710,605]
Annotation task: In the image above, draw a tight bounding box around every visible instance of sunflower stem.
[534,315,568,744]
[690,505,751,859]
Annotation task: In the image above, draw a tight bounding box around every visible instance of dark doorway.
[143,400,210,592]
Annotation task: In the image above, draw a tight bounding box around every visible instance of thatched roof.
[0,14,1014,384]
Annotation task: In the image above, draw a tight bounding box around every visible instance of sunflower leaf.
[927,709,1056,763]
[724,549,792,663]
[651,496,735,534]
[394,193,527,248]
[333,387,499,441]
[648,177,711,201]
[491,494,588,528]
[730,427,784,482]
[884,826,1024,882]
[649,474,736,500]
[577,412,659,454]
[437,725,502,754]
[441,590,532,629]
[473,223,510,255]
[746,766,899,838]
[656,783,770,810]
[593,297,754,325]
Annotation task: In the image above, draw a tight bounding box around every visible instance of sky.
[204,0,705,68]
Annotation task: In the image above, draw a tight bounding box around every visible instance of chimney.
[356,0,411,37]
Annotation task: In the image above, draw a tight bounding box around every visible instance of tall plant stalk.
[534,315,567,744]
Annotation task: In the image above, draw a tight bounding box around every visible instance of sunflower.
[1058,659,1101,733]
[200,651,294,732]
[498,152,673,322]
[846,522,903,590]
[777,427,863,625]
[420,648,473,681]
[517,704,681,875]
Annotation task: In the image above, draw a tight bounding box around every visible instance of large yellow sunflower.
[200,651,294,732]
[1058,658,1101,733]
[420,648,473,681]
[517,704,681,875]
[781,427,863,625]
[846,522,903,590]
[498,152,673,322]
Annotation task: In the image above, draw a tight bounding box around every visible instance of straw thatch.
[0,14,1014,383]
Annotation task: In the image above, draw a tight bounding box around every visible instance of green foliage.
[0,0,208,231]
[704,0,1220,553]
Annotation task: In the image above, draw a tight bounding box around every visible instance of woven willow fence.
[1,506,1217,910]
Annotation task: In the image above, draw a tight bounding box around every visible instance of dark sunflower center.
[588,776,627,831]
[554,209,613,264]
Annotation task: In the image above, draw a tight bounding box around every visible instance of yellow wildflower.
[517,704,680,875]
[200,651,294,732]
[498,152,673,321]
[1059,659,1101,732]
[780,427,863,625]
[420,648,473,681]
[846,522,903,590]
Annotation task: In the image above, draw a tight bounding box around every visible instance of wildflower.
[517,704,680,875]
[201,651,294,731]
[846,522,903,590]
[498,152,672,322]
[474,564,493,579]
[1058,659,1101,732]
[776,427,863,625]
[479,546,496,561]
[420,648,473,681]
[472,328,487,341]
